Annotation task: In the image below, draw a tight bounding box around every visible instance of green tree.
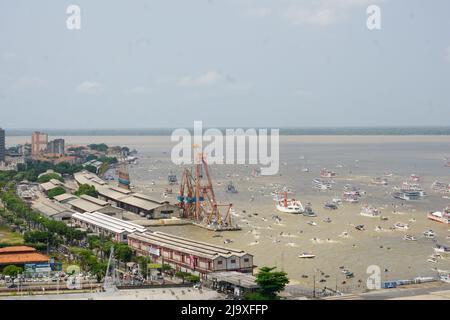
[74,184,98,197]
[114,243,132,263]
[247,267,289,300]
[88,144,109,152]
[47,186,66,199]
[84,165,98,174]
[37,173,63,183]
[2,265,23,277]
[175,271,191,284]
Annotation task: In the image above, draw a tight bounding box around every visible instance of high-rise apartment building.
[31,131,48,155]
[47,139,65,155]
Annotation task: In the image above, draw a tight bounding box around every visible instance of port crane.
[177,153,235,230]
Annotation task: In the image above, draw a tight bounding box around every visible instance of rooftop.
[128,231,251,260]
[68,198,104,213]
[0,246,49,266]
[53,193,78,202]
[208,271,259,289]
[80,194,108,206]
[72,211,147,234]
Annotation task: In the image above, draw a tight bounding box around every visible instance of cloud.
[126,86,153,94]
[15,77,47,89]
[178,71,225,87]
[76,81,105,94]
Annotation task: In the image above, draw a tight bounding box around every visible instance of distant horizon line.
[3,126,450,137]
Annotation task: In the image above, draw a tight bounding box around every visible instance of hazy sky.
[1,0,450,129]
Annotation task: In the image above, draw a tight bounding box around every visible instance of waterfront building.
[47,138,65,155]
[31,131,48,155]
[71,211,146,242]
[128,231,254,277]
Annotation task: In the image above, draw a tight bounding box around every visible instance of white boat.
[312,179,332,191]
[393,182,426,200]
[371,177,388,186]
[276,192,304,214]
[431,181,450,194]
[343,192,359,203]
[428,257,438,264]
[301,168,310,173]
[438,270,450,283]
[403,234,417,241]
[428,208,450,224]
[360,205,381,218]
[394,222,409,231]
[434,244,450,254]
[307,221,317,226]
[298,253,316,259]
[320,168,337,178]
[423,230,436,239]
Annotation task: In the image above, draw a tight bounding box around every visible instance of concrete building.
[31,131,48,155]
[0,128,5,163]
[32,198,75,221]
[71,211,147,242]
[74,171,180,219]
[128,231,254,278]
[46,138,65,155]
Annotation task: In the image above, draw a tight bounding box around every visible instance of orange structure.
[177,153,237,230]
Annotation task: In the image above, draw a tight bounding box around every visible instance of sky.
[0,0,450,129]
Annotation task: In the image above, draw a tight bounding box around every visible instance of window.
[244,258,249,262]
[218,261,223,265]
[231,259,236,264]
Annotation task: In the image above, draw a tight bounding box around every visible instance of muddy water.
[7,135,450,290]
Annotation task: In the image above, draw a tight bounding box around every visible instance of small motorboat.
[298,253,316,259]
[355,225,365,231]
[307,221,317,226]
[323,217,332,223]
[403,234,417,241]
[223,239,233,244]
[428,257,438,264]
[423,230,436,239]
[324,202,338,210]
[303,205,317,217]
[394,222,409,231]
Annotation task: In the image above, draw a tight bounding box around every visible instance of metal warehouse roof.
[98,188,130,201]
[53,193,78,202]
[80,194,108,206]
[128,231,251,260]
[119,195,162,211]
[40,181,59,191]
[68,198,104,213]
[72,212,146,234]
[32,199,74,217]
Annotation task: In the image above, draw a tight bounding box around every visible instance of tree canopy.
[247,267,289,300]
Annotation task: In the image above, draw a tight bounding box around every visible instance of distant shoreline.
[4,127,450,137]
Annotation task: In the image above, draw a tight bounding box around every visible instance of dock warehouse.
[0,246,49,271]
[71,211,147,242]
[74,171,180,219]
[128,231,254,277]
[32,198,75,221]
